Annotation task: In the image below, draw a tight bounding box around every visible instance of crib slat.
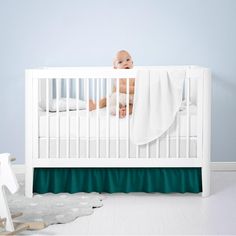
[146,143,149,158]
[106,79,111,158]
[100,78,104,147]
[116,79,120,158]
[99,79,102,98]
[186,73,190,158]
[56,79,60,159]
[166,130,170,158]
[155,138,159,158]
[136,145,139,158]
[66,78,70,158]
[101,78,106,98]
[76,78,80,158]
[176,114,180,158]
[92,78,95,102]
[46,78,50,159]
[86,79,90,158]
[96,78,100,158]
[126,78,130,158]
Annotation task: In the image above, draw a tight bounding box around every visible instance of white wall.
[0,0,236,163]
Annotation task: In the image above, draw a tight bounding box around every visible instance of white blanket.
[131,70,185,145]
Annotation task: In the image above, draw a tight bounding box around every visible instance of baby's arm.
[99,97,106,108]
[89,97,106,111]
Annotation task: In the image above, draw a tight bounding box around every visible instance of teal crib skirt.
[33,168,202,194]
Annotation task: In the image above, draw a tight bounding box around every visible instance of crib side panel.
[28,67,207,169]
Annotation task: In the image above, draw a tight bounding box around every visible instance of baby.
[89,50,135,118]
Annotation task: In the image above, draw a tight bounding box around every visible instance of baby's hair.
[113,50,132,68]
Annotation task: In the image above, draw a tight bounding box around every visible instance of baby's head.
[113,50,133,69]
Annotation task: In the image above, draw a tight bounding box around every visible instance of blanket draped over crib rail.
[131,70,185,145]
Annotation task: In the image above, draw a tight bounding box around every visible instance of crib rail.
[25,66,210,168]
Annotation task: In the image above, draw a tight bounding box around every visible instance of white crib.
[25,66,211,197]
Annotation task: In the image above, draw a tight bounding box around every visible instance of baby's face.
[114,51,133,69]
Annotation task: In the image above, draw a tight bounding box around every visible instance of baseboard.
[211,162,236,171]
[12,162,236,174]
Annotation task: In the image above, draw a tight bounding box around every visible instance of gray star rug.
[6,175,103,228]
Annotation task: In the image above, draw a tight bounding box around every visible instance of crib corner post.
[25,69,34,198]
[201,68,212,198]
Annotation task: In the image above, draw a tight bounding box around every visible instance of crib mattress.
[39,105,198,138]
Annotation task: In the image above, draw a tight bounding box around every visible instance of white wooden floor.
[23,171,236,235]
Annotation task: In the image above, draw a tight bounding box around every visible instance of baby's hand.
[119,106,126,118]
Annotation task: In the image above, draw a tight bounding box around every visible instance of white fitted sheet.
[39,105,197,139]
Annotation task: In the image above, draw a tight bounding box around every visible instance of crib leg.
[25,167,34,198]
[201,165,210,197]
[202,68,211,198]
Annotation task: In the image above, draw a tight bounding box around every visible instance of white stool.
[0,153,19,232]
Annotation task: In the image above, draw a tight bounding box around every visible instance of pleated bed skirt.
[33,168,202,194]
